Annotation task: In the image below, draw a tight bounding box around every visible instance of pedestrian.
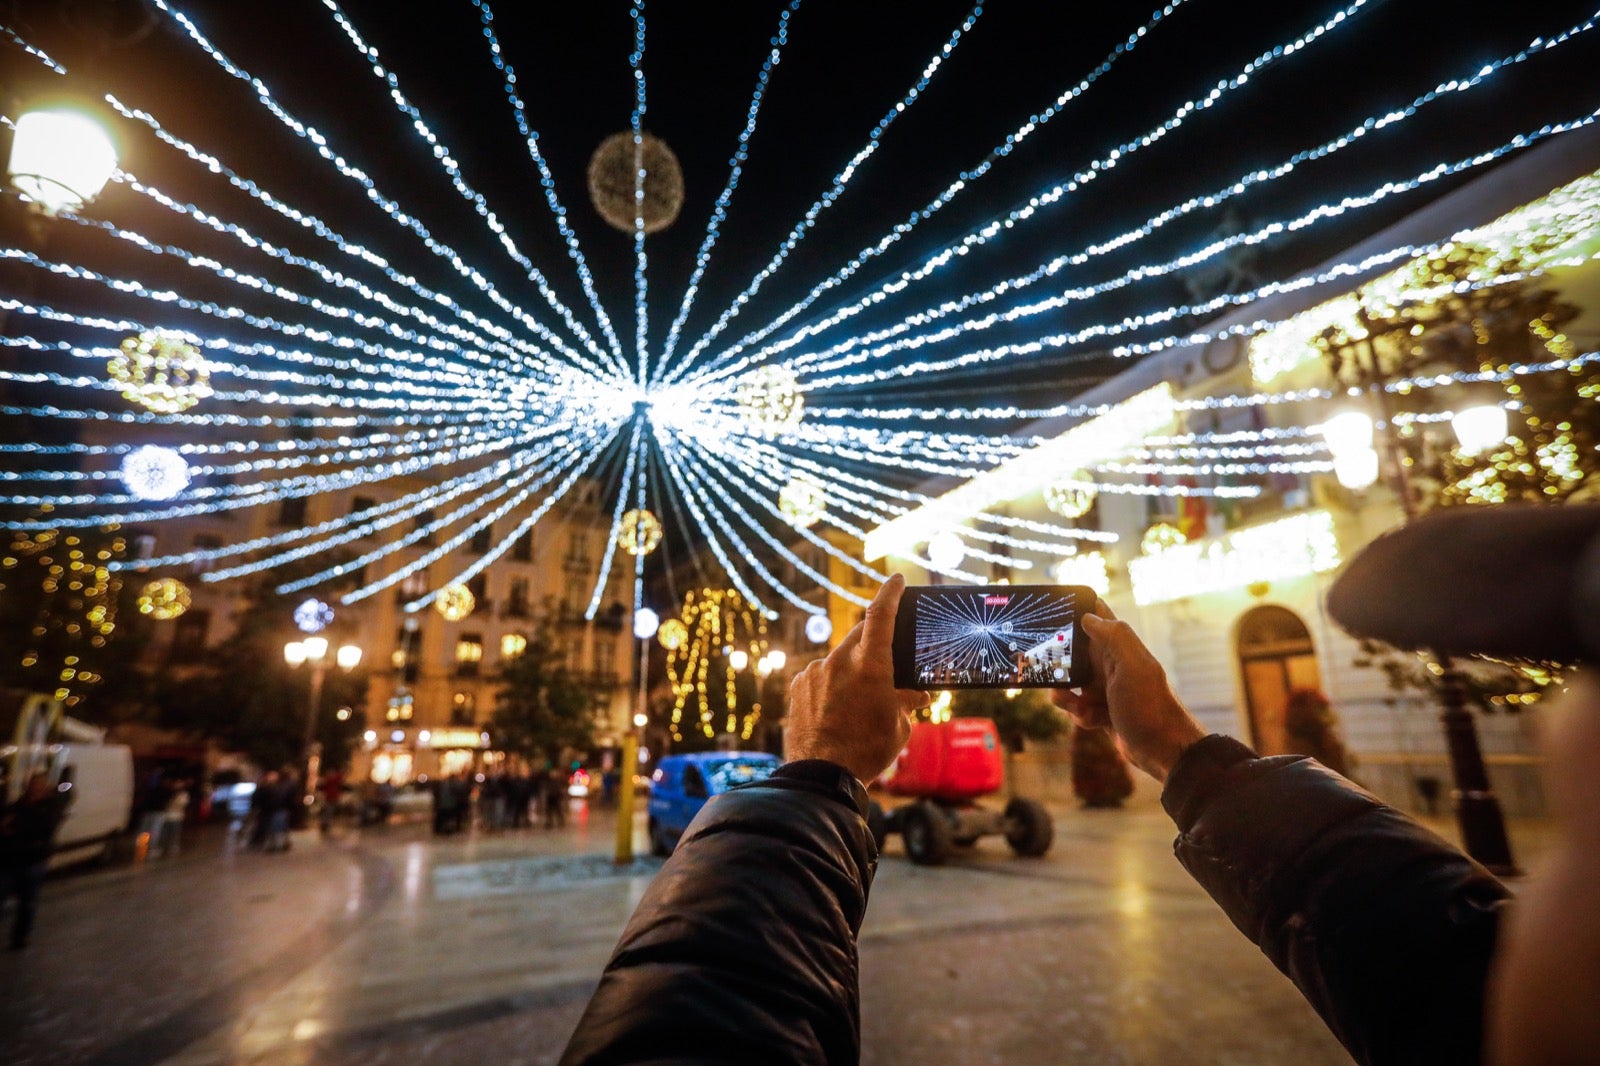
[558,569,1514,1066]
[157,778,190,858]
[0,771,70,951]
[508,772,532,829]
[136,768,169,855]
[247,769,278,850]
[542,765,567,829]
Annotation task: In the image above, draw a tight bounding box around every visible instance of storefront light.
[1128,510,1342,606]
[1451,404,1508,456]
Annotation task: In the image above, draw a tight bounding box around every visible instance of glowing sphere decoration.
[1141,522,1188,556]
[735,365,804,435]
[109,330,212,414]
[617,508,663,556]
[434,583,476,622]
[137,577,190,620]
[634,606,660,640]
[657,618,688,651]
[294,597,334,633]
[587,131,684,234]
[1044,481,1096,520]
[805,614,834,645]
[926,530,966,571]
[119,445,190,501]
[778,476,826,529]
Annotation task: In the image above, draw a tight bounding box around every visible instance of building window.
[470,522,493,555]
[128,529,157,562]
[392,625,421,684]
[455,633,484,677]
[190,533,222,574]
[592,635,615,676]
[400,568,428,598]
[565,533,591,569]
[276,496,308,527]
[414,510,437,547]
[501,632,527,660]
[168,609,211,663]
[467,574,489,612]
[350,495,376,517]
[506,577,530,617]
[512,530,534,562]
[450,690,477,726]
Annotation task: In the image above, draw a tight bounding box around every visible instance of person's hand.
[785,573,930,784]
[1050,601,1205,783]
[1487,670,1600,1065]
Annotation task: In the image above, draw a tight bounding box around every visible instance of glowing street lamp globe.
[1451,404,1509,457]
[805,614,834,645]
[7,107,118,216]
[634,607,661,640]
[120,445,190,501]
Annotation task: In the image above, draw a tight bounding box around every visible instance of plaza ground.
[0,793,1555,1066]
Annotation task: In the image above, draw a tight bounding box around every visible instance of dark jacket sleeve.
[560,761,877,1066]
[1163,734,1511,1066]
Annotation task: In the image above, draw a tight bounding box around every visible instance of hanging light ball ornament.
[1044,480,1096,520]
[926,531,967,571]
[137,577,190,620]
[120,445,190,501]
[434,583,476,622]
[587,131,684,234]
[778,476,826,529]
[657,617,688,651]
[1141,522,1188,556]
[735,365,804,435]
[617,508,663,556]
[294,597,334,634]
[108,330,212,413]
[805,613,834,645]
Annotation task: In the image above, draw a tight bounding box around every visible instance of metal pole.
[1353,308,1516,874]
[614,636,648,863]
[303,663,325,816]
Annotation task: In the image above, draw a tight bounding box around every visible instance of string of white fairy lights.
[1,1,1594,621]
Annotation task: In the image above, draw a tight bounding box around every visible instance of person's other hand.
[1487,669,1600,1065]
[786,573,929,784]
[1050,601,1205,782]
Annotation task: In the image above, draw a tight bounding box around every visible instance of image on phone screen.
[892,584,1092,689]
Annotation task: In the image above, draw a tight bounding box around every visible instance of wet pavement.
[0,796,1556,1065]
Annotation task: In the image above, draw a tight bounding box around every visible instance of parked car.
[646,751,781,856]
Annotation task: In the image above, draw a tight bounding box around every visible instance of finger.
[1048,688,1079,713]
[1090,596,1118,621]
[857,572,905,657]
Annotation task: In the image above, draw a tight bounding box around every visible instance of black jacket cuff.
[1160,733,1258,831]
[768,760,871,818]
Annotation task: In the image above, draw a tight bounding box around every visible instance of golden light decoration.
[108,330,212,414]
[778,476,826,529]
[434,583,476,622]
[664,588,769,742]
[1043,480,1096,520]
[617,508,663,556]
[657,618,688,651]
[137,577,191,620]
[1140,522,1187,556]
[735,365,804,434]
[586,131,684,234]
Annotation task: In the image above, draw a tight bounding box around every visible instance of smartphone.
[892,584,1093,690]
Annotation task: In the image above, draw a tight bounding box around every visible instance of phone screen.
[892,584,1093,690]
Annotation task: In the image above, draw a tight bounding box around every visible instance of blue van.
[647,751,781,855]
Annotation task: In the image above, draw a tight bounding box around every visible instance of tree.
[1070,725,1134,808]
[950,687,1066,753]
[491,618,603,766]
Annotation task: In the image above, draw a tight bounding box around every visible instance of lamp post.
[1318,307,1516,873]
[615,607,658,863]
[284,636,362,821]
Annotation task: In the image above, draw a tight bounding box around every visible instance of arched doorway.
[1235,605,1325,756]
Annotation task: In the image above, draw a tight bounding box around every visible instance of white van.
[2,692,134,869]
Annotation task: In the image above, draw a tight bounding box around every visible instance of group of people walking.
[430,766,576,835]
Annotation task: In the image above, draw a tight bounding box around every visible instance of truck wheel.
[901,802,952,866]
[1004,798,1054,857]
[648,818,672,857]
[866,801,889,853]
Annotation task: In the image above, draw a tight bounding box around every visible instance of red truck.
[868,717,1053,865]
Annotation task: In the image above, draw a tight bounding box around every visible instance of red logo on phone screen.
[983,595,1010,606]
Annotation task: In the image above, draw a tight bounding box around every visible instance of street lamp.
[284,636,362,819]
[1318,307,1516,873]
[616,606,659,863]
[6,106,119,217]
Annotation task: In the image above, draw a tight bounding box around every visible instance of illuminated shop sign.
[1128,510,1341,606]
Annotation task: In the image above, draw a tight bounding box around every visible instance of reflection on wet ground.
[0,798,1554,1065]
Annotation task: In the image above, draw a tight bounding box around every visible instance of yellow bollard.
[613,733,639,864]
[134,831,150,864]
